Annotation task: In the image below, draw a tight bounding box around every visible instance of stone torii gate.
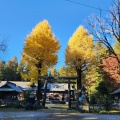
[39,76,78,109]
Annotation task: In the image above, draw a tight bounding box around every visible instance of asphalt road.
[0,108,120,120]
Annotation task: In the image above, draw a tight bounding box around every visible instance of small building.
[0,81,75,100]
[0,81,23,100]
[0,81,31,100]
[35,83,74,94]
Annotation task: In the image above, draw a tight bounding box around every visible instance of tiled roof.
[0,81,74,92]
[40,83,74,91]
[110,88,120,94]
[0,81,23,92]
[0,81,31,90]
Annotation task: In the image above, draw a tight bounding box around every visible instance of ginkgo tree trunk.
[22,20,60,101]
[65,26,94,91]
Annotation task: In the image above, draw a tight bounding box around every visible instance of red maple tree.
[99,55,120,91]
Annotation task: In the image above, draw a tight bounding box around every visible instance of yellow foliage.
[114,40,120,55]
[65,26,94,68]
[32,20,54,38]
[95,41,107,64]
[22,20,60,71]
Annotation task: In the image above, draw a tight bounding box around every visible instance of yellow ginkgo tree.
[65,26,94,90]
[22,20,60,100]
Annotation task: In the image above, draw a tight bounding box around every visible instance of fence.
[71,101,120,111]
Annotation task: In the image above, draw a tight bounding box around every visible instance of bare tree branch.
[85,0,120,63]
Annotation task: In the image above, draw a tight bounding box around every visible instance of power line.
[65,0,108,12]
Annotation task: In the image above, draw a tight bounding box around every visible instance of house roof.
[0,81,23,92]
[110,88,120,94]
[50,83,74,91]
[0,81,74,92]
[0,81,31,91]
[40,83,74,91]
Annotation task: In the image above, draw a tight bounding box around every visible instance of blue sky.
[0,0,112,70]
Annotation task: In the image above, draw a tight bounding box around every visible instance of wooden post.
[68,78,72,110]
[42,79,47,108]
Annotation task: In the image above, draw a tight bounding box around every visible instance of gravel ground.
[0,108,120,120]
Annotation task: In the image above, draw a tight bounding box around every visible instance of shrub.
[99,110,108,114]
[14,101,25,108]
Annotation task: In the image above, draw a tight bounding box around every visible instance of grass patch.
[46,103,68,109]
[108,110,120,114]
[99,109,120,114]
[99,110,108,114]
